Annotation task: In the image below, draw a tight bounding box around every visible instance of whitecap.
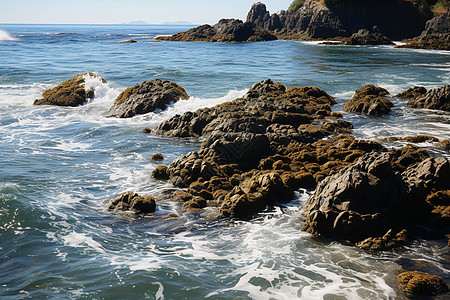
[0,29,18,41]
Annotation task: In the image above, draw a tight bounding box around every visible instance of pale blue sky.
[1,0,293,24]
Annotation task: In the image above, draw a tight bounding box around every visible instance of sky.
[0,0,293,24]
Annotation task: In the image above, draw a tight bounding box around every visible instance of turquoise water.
[0,24,449,299]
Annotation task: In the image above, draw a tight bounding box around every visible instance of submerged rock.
[107,79,189,118]
[34,72,105,107]
[157,18,276,43]
[344,84,393,115]
[346,29,393,45]
[109,191,156,214]
[407,85,450,112]
[397,271,449,296]
[151,153,164,161]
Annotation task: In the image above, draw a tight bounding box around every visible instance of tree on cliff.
[288,0,305,11]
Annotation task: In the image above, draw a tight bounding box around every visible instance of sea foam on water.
[0,29,18,41]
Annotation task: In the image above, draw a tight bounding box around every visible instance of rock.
[395,86,427,100]
[301,150,449,242]
[107,79,189,118]
[108,191,156,214]
[407,85,450,112]
[151,153,164,161]
[344,84,394,115]
[397,271,448,296]
[402,135,439,143]
[246,0,430,40]
[398,13,450,50]
[142,127,152,134]
[357,229,408,251]
[117,39,137,43]
[34,73,105,107]
[156,18,277,43]
[151,165,170,180]
[346,29,394,45]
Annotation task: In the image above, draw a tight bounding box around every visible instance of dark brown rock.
[397,271,449,296]
[107,79,189,118]
[151,165,170,180]
[151,153,164,161]
[346,29,393,45]
[344,84,393,116]
[157,18,277,43]
[407,85,450,112]
[395,86,427,100]
[34,73,105,107]
[357,229,408,251]
[108,191,156,214]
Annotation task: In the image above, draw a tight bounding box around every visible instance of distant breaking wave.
[0,29,18,41]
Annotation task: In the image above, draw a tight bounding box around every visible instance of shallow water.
[0,24,449,299]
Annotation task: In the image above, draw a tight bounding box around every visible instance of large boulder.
[107,79,189,118]
[344,84,394,115]
[346,29,393,45]
[301,150,450,242]
[34,73,105,107]
[395,86,427,100]
[407,85,450,112]
[157,18,277,43]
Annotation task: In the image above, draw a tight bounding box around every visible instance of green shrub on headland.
[288,0,305,11]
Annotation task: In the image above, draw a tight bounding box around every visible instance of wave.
[0,29,19,41]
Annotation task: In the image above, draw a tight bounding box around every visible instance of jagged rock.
[108,191,156,214]
[395,86,427,100]
[346,29,393,45]
[157,18,277,43]
[107,79,189,118]
[301,150,449,242]
[34,73,105,107]
[397,271,449,296]
[398,13,450,50]
[357,229,408,251]
[407,85,450,112]
[344,84,394,115]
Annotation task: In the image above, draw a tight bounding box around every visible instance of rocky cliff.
[247,0,432,40]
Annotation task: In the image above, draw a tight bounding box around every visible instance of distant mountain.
[122,21,149,25]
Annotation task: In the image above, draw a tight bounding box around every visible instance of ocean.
[0,24,449,299]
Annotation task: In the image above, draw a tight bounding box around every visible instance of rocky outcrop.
[398,13,450,50]
[346,29,393,45]
[357,229,408,251]
[109,191,156,214]
[407,85,450,112]
[247,0,431,40]
[154,79,385,218]
[395,86,427,100]
[344,84,394,115]
[156,19,277,43]
[301,150,450,242]
[107,79,189,118]
[34,73,105,107]
[397,271,448,296]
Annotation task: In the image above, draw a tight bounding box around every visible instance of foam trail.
[0,29,18,41]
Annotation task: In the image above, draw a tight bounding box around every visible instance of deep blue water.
[0,24,449,299]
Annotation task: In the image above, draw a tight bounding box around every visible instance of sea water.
[0,24,449,299]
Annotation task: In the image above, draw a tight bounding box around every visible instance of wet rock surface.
[34,72,105,107]
[157,18,277,43]
[397,271,449,296]
[407,85,450,112]
[395,86,427,100]
[301,150,450,242]
[107,79,189,118]
[109,191,156,214]
[344,84,394,115]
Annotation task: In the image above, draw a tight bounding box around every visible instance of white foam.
[61,231,106,254]
[0,29,18,41]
